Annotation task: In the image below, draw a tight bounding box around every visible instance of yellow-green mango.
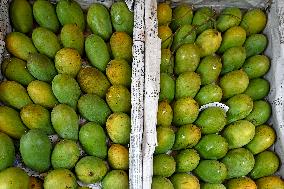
[221,46,246,75]
[176,149,200,172]
[173,124,201,150]
[0,167,29,189]
[160,49,174,75]
[157,3,172,26]
[171,4,193,31]
[158,25,173,49]
[172,25,196,52]
[44,169,78,189]
[171,173,200,189]
[106,85,131,113]
[155,126,175,154]
[217,7,242,32]
[244,78,270,100]
[240,9,267,36]
[106,59,132,87]
[153,154,176,177]
[157,100,173,127]
[256,176,284,189]
[243,55,270,79]
[175,71,201,99]
[102,170,129,189]
[192,7,214,34]
[226,177,257,189]
[196,29,222,57]
[159,73,175,102]
[110,32,133,63]
[244,34,268,58]
[108,144,129,170]
[201,183,226,189]
[195,84,223,105]
[245,100,271,126]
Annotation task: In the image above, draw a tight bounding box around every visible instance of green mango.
[27,80,59,108]
[216,7,242,32]
[5,32,37,61]
[173,124,201,150]
[0,106,27,139]
[2,57,35,86]
[32,27,61,59]
[173,97,199,126]
[0,81,32,109]
[256,176,284,189]
[20,129,52,172]
[174,43,200,74]
[195,84,223,105]
[221,148,255,179]
[75,156,108,184]
[87,3,112,40]
[44,169,78,189]
[172,25,196,52]
[0,167,29,189]
[226,94,253,124]
[250,151,279,179]
[221,46,246,75]
[244,34,268,58]
[102,170,129,189]
[60,24,84,55]
[220,70,249,99]
[226,177,257,189]
[243,55,270,79]
[159,73,175,102]
[218,26,246,53]
[157,3,172,26]
[170,4,193,31]
[151,176,174,189]
[175,71,201,99]
[27,53,57,82]
[106,85,131,113]
[77,67,110,98]
[196,55,222,85]
[20,104,54,134]
[106,59,132,87]
[244,78,270,100]
[77,94,111,125]
[175,149,200,172]
[106,112,131,145]
[240,9,267,36]
[155,126,175,154]
[52,74,81,109]
[160,49,174,75]
[79,122,107,158]
[246,124,276,154]
[196,29,222,57]
[194,160,227,184]
[153,154,176,177]
[10,0,33,33]
[201,183,226,189]
[195,107,226,134]
[108,144,129,170]
[0,133,15,171]
[246,100,271,126]
[192,7,214,34]
[85,34,110,72]
[111,1,134,35]
[171,173,200,189]
[157,100,173,127]
[195,134,228,159]
[56,0,85,31]
[159,25,173,49]
[33,0,60,33]
[110,32,133,62]
[51,104,79,140]
[222,120,255,149]
[51,139,80,169]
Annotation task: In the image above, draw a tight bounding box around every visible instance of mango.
[33,0,60,33]
[159,73,175,102]
[0,167,29,189]
[175,149,200,172]
[51,104,79,140]
[243,55,270,79]
[106,85,131,113]
[2,57,35,86]
[0,80,32,109]
[195,107,226,134]
[20,104,54,134]
[221,148,255,179]
[172,25,196,51]
[246,100,271,126]
[160,49,174,75]
[60,24,84,55]
[171,4,193,31]
[79,122,107,159]
[102,170,129,189]
[171,173,200,189]
[153,154,176,177]
[27,80,58,108]
[44,169,78,189]
[110,32,133,63]
[56,0,85,31]
[10,0,33,33]
[176,71,201,99]
[155,126,175,154]
[226,94,253,124]
[157,100,173,127]
[240,9,267,35]
[0,133,15,171]
[5,32,37,61]
[51,139,80,169]
[195,84,223,105]
[244,34,267,58]
[158,25,173,49]
[256,176,284,189]
[196,29,222,57]
[77,94,111,124]
[87,3,112,40]
[32,27,61,58]
[192,7,214,34]
[27,53,57,82]
[201,183,226,189]
[173,124,201,150]
[20,129,52,172]
[157,3,172,26]
[106,59,131,87]
[85,34,110,72]
[244,78,270,100]
[221,46,246,75]
[216,7,242,32]
[151,176,174,189]
[75,156,108,184]
[226,177,257,189]
[111,1,134,35]
[108,144,129,170]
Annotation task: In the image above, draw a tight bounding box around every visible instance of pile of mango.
[0,0,133,188]
[153,3,283,189]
